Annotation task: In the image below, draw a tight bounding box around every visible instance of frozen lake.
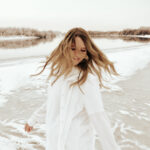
[0,35,150,150]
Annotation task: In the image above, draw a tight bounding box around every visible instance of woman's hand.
[24,123,33,132]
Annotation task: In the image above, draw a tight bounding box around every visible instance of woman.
[24,27,121,150]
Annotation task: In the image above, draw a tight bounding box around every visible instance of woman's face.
[70,36,87,66]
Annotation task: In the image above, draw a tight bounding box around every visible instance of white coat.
[27,67,121,150]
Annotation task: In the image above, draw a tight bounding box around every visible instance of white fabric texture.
[27,67,121,150]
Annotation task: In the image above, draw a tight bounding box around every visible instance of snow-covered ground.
[0,35,150,150]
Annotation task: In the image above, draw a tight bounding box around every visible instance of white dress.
[27,67,121,150]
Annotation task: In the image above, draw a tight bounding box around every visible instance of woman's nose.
[74,50,79,57]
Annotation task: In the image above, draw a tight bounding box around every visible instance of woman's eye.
[71,48,75,51]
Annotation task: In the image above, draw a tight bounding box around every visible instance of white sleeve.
[89,112,121,150]
[81,74,121,150]
[27,102,46,127]
[27,84,53,127]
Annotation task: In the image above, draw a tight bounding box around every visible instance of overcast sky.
[0,0,150,32]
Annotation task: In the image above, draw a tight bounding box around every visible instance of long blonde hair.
[30,27,120,90]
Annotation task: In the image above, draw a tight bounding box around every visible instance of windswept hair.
[30,27,120,91]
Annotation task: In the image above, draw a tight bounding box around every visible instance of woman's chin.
[73,61,79,66]
[72,59,83,66]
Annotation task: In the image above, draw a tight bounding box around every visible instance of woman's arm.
[89,111,121,150]
[27,84,53,127]
[81,74,121,150]
[27,102,46,127]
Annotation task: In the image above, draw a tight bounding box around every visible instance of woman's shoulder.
[81,72,99,89]
[79,72,101,96]
[87,72,99,82]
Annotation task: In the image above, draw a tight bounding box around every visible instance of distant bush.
[87,26,150,37]
[119,27,150,35]
[0,27,58,39]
